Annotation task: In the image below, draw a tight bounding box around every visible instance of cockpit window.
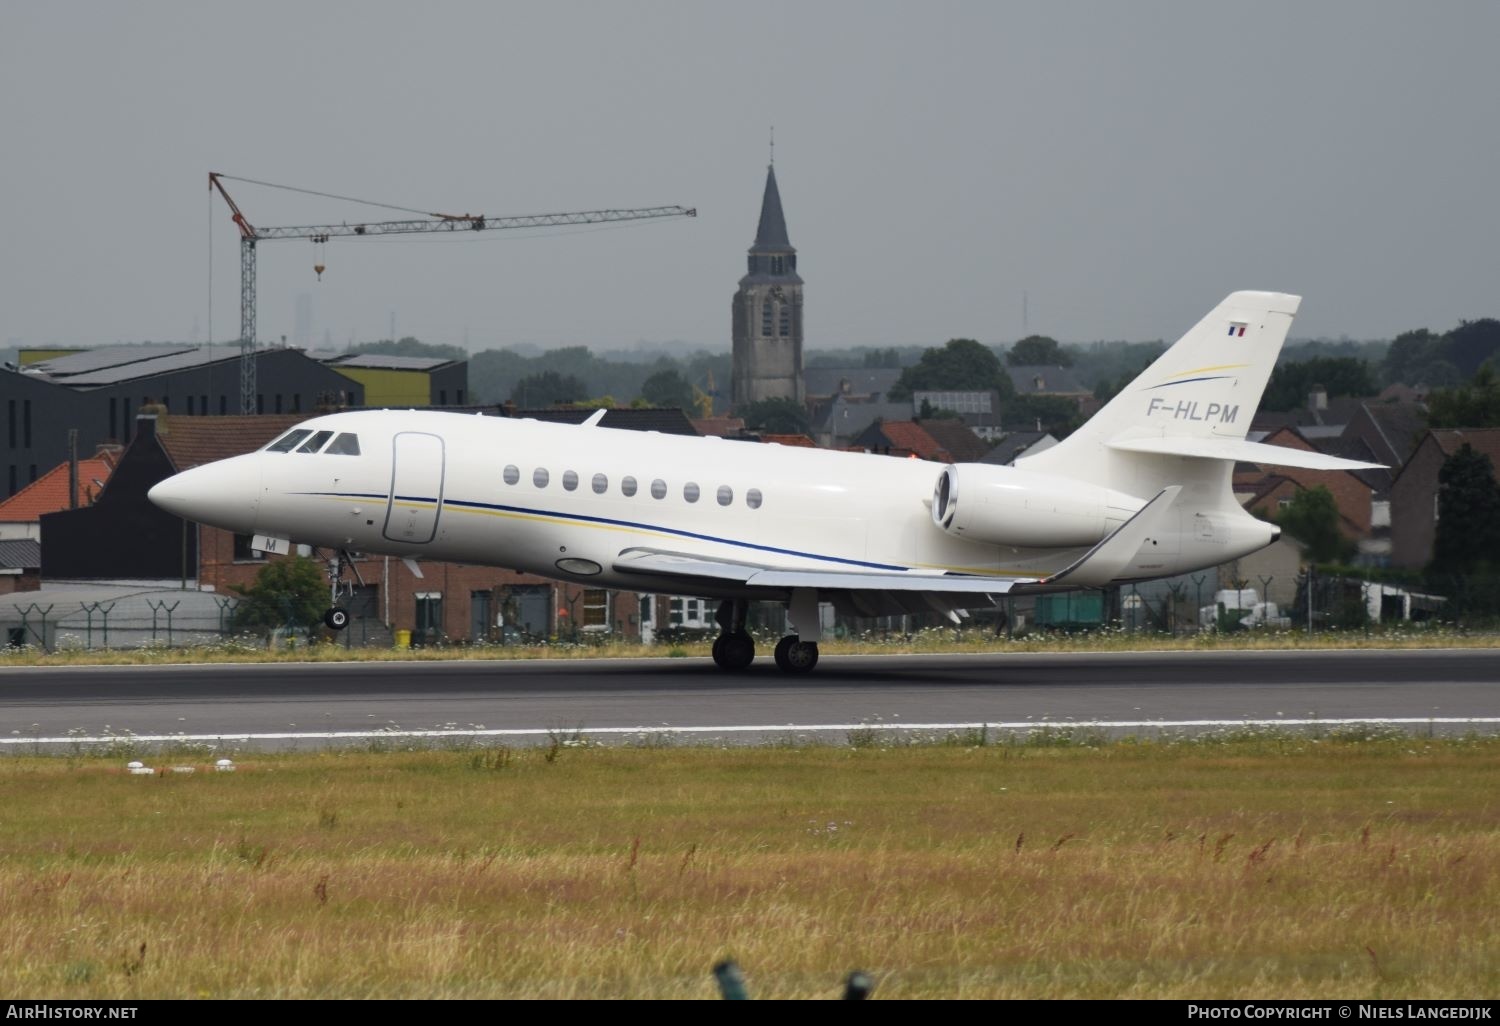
[324,432,361,456]
[265,429,312,453]
[296,430,335,453]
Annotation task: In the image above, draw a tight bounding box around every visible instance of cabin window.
[717,485,733,506]
[533,468,550,488]
[503,465,519,485]
[621,476,638,497]
[746,488,763,509]
[265,429,312,453]
[683,482,700,503]
[296,430,335,453]
[562,470,579,491]
[650,479,667,500]
[325,432,361,456]
[592,473,608,494]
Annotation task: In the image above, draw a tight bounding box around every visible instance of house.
[1389,428,1500,570]
[0,449,117,541]
[980,430,1058,466]
[851,419,989,463]
[1235,426,1375,544]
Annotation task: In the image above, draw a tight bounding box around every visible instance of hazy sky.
[3,1,1497,353]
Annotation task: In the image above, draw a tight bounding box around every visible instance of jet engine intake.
[931,463,1145,548]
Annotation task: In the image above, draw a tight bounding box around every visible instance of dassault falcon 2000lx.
[150,291,1380,673]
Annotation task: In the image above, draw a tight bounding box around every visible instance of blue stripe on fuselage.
[294,491,911,572]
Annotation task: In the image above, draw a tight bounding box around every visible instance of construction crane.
[209,172,697,414]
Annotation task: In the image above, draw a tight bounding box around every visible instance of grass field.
[3,623,1499,667]
[2,735,1498,999]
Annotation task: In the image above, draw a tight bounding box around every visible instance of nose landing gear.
[322,549,362,632]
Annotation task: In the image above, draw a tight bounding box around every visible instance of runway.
[2,648,1498,750]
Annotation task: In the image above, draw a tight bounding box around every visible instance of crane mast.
[209,173,696,414]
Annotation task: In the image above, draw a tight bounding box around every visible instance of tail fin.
[1023,291,1301,485]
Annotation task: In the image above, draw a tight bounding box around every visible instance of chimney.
[1309,385,1328,411]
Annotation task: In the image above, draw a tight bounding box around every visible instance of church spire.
[752,164,794,253]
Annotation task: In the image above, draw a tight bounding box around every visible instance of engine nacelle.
[931,463,1145,548]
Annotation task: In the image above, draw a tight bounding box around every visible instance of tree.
[1273,486,1354,564]
[511,370,588,407]
[231,557,328,637]
[1427,364,1500,428]
[1443,318,1500,377]
[1261,357,1375,412]
[638,369,696,410]
[1429,443,1500,577]
[740,397,810,435]
[349,336,468,362]
[863,347,903,369]
[1006,335,1072,367]
[1381,328,1443,386]
[889,338,1014,400]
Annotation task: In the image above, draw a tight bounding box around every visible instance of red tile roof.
[0,454,118,522]
[759,433,817,448]
[154,415,307,469]
[916,419,991,462]
[692,416,746,437]
[1431,428,1500,467]
[873,421,947,460]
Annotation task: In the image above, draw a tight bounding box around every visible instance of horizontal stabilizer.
[1042,485,1182,588]
[1108,435,1385,471]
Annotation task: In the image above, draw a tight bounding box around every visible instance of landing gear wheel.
[774,635,818,674]
[712,631,755,671]
[324,606,350,631]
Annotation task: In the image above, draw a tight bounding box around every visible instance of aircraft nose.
[149,456,261,533]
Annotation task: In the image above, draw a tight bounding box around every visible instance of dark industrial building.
[2,343,479,501]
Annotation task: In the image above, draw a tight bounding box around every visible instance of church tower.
[731,164,804,408]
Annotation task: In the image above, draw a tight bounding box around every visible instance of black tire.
[774,635,798,672]
[714,631,754,671]
[784,640,818,673]
[324,607,350,631]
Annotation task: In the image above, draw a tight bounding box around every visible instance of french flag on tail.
[1227,321,1248,337]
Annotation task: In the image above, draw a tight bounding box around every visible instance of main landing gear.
[773,635,819,673]
[710,597,821,674]
[711,599,755,670]
[322,549,362,631]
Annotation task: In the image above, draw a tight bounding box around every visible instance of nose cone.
[149,455,261,533]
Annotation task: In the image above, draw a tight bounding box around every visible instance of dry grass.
[3,622,1498,667]
[1,737,1497,998]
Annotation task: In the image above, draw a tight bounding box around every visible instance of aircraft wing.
[612,549,1035,597]
[613,485,1183,608]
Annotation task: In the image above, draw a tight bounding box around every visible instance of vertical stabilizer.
[1022,291,1301,487]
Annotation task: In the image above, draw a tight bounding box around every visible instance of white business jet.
[149,291,1379,673]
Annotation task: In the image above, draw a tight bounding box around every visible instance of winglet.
[1041,485,1181,588]
[581,409,608,428]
